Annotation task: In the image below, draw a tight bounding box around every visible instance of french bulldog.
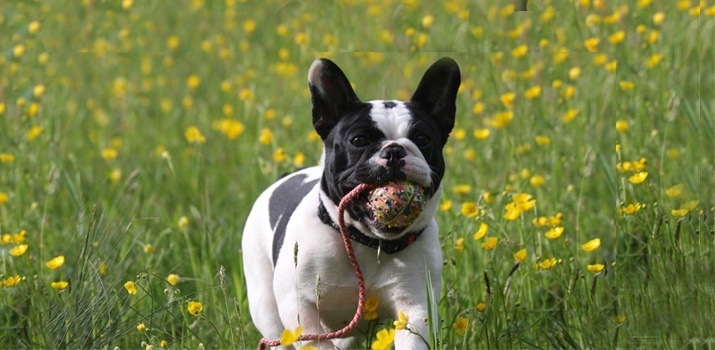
[242,57,460,348]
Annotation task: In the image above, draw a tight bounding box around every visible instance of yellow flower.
[587,264,605,273]
[481,237,498,251]
[610,315,627,324]
[259,128,274,145]
[646,53,664,68]
[160,340,169,348]
[184,126,206,144]
[628,172,648,185]
[13,44,25,57]
[530,175,545,187]
[500,92,516,109]
[619,203,643,215]
[616,120,629,132]
[0,153,11,164]
[582,238,601,252]
[188,301,203,316]
[605,60,618,72]
[28,20,41,34]
[562,108,580,123]
[453,316,469,335]
[680,200,699,211]
[472,101,484,114]
[665,183,684,198]
[51,281,69,291]
[584,37,599,52]
[137,323,147,332]
[619,81,635,91]
[653,12,665,25]
[0,192,8,205]
[513,248,527,262]
[524,85,541,99]
[393,312,409,330]
[186,75,201,89]
[178,216,189,232]
[101,148,118,160]
[363,295,379,320]
[10,244,28,257]
[453,238,465,253]
[421,14,434,28]
[2,275,23,287]
[671,209,688,218]
[488,111,514,129]
[167,274,181,286]
[544,227,564,239]
[476,303,487,312]
[280,326,303,346]
[608,30,626,44]
[243,19,257,33]
[124,281,138,295]
[461,202,479,218]
[46,255,65,269]
[371,328,396,350]
[473,128,490,140]
[27,126,45,141]
[511,45,528,58]
[473,223,488,240]
[33,84,46,97]
[167,36,180,50]
[109,169,122,182]
[535,257,560,270]
[272,148,287,163]
[440,200,452,212]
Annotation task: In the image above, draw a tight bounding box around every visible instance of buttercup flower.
[544,227,564,239]
[587,264,605,273]
[137,323,147,332]
[513,248,527,262]
[124,281,138,295]
[46,255,65,269]
[476,303,487,312]
[393,312,408,330]
[51,281,69,291]
[481,237,498,251]
[371,328,396,350]
[188,301,203,316]
[280,326,302,346]
[473,222,488,240]
[582,238,601,252]
[628,172,648,184]
[363,296,379,321]
[10,244,28,257]
[453,317,468,335]
[167,274,181,286]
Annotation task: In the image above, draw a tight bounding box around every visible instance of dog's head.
[309,57,460,239]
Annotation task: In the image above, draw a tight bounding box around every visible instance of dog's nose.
[380,145,407,168]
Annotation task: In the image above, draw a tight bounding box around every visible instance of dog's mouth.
[348,181,432,238]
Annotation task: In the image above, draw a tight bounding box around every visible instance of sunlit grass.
[1,0,713,348]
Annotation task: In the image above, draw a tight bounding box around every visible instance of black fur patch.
[269,174,319,265]
[383,101,397,108]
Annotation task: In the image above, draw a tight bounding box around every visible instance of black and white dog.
[242,57,460,348]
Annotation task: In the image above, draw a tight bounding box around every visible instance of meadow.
[1,0,714,348]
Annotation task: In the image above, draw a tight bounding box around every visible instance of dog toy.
[368,180,426,228]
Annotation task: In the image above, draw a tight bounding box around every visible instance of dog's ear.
[411,57,461,137]
[308,58,361,139]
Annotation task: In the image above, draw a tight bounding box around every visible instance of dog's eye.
[351,135,369,147]
[414,134,431,147]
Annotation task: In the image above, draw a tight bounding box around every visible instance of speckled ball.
[368,180,426,228]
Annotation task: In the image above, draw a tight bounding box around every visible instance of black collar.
[317,199,423,254]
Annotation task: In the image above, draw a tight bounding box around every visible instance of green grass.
[1,0,713,348]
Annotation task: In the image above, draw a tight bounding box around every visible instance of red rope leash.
[258,183,374,349]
